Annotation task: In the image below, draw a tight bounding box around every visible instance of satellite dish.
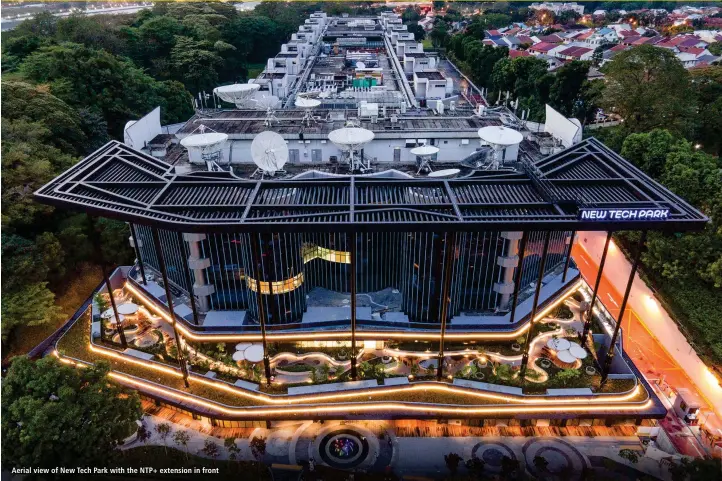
[356,61,366,69]
[410,145,440,174]
[213,83,260,109]
[180,125,228,165]
[477,126,523,169]
[251,131,289,177]
[295,97,321,126]
[251,93,281,126]
[328,127,375,173]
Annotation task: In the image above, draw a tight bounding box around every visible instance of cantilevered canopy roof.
[34,138,707,233]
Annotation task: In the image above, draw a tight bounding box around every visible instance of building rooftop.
[415,71,445,81]
[175,109,496,138]
[35,138,708,233]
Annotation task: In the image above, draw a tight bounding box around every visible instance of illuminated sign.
[579,208,670,221]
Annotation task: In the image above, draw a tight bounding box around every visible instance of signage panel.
[579,208,670,221]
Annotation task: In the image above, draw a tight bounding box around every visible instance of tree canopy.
[2,357,142,469]
[601,45,695,136]
[0,1,316,354]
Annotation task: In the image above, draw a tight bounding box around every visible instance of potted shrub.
[476,357,488,369]
[585,365,597,376]
[337,350,348,360]
[540,358,551,369]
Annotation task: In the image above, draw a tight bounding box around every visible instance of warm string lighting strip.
[57,351,654,418]
[125,280,583,343]
[81,340,643,406]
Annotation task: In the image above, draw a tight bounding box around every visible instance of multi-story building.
[36,12,707,432]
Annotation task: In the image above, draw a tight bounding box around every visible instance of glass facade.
[135,227,570,326]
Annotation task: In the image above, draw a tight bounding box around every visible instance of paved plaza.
[127,414,674,480]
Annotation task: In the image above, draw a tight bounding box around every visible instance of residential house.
[509,49,531,59]
[587,27,619,46]
[528,41,562,55]
[556,45,594,61]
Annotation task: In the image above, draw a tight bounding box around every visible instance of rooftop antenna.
[180,124,229,166]
[295,96,322,126]
[328,127,375,173]
[477,126,523,169]
[251,131,289,178]
[410,144,440,174]
[213,83,261,109]
[251,93,281,126]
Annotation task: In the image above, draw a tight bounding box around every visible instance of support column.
[128,223,147,286]
[437,232,457,381]
[508,232,529,324]
[350,232,358,380]
[101,262,127,349]
[601,231,647,386]
[183,233,214,312]
[151,227,190,387]
[91,217,127,348]
[250,234,273,386]
[562,230,576,283]
[177,232,199,325]
[495,231,524,310]
[581,232,613,343]
[519,231,551,381]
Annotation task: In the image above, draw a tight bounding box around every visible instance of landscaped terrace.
[52,279,658,421]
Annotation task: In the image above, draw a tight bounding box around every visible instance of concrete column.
[183,233,214,312]
[494,231,523,309]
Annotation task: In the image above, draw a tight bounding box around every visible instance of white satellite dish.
[410,145,440,174]
[214,83,260,109]
[180,125,229,165]
[251,93,281,126]
[251,131,289,177]
[328,127,375,173]
[477,126,523,169]
[295,97,322,126]
[356,61,366,69]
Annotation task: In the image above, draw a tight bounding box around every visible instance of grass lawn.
[2,263,100,363]
[246,63,266,80]
[422,38,433,49]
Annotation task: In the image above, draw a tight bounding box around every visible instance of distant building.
[529,2,584,15]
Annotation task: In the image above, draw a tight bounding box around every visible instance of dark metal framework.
[601,231,648,384]
[35,138,707,233]
[519,231,551,380]
[582,231,613,342]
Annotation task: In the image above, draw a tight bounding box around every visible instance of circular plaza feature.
[318,429,370,469]
[523,438,587,481]
[471,442,516,473]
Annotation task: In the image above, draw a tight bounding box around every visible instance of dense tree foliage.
[601,45,695,136]
[0,1,319,353]
[2,357,142,469]
[608,129,722,363]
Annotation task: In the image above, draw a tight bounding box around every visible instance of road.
[573,232,722,457]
